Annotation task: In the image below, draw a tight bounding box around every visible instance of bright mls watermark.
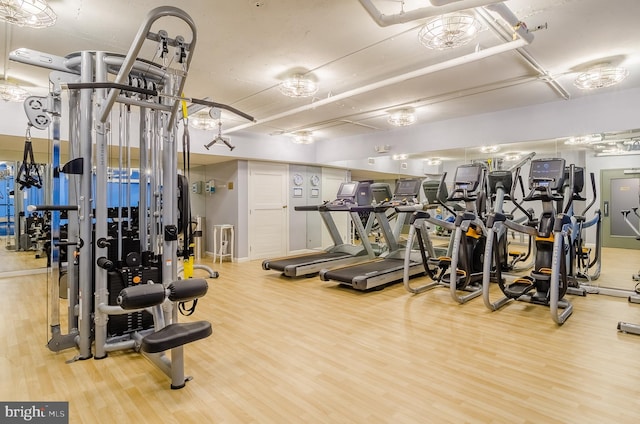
[1,402,68,423]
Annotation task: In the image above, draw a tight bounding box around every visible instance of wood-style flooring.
[1,241,639,423]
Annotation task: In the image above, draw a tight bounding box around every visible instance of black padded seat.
[141,321,212,353]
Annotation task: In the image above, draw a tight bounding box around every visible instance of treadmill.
[262,181,376,277]
[319,179,426,291]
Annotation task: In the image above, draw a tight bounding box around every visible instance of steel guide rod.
[94,51,110,360]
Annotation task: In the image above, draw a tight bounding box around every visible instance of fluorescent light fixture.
[425,158,442,166]
[0,0,57,28]
[574,65,628,90]
[418,13,481,50]
[392,154,408,160]
[279,74,318,98]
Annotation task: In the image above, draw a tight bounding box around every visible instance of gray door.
[601,169,640,249]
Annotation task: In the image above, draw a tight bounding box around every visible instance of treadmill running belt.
[265,252,351,271]
[323,258,404,281]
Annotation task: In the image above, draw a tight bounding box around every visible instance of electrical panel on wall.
[205,180,216,194]
[191,181,203,194]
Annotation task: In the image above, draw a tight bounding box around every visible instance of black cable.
[178,299,198,316]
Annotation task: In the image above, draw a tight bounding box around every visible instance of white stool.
[213,224,234,264]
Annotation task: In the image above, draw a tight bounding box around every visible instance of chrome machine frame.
[11,6,252,388]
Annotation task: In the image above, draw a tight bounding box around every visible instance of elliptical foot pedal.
[504,277,535,298]
[442,269,467,288]
[530,291,550,305]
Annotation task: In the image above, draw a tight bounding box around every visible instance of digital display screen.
[454,165,481,184]
[454,164,481,192]
[337,182,357,198]
[394,179,421,197]
[530,159,565,190]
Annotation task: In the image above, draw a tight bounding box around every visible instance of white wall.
[316,87,640,174]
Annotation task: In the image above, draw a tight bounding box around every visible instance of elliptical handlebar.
[436,172,458,216]
[507,154,535,222]
[579,172,597,216]
[563,164,576,215]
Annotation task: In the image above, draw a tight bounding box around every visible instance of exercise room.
[0,1,639,423]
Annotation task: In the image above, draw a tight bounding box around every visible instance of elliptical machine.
[562,167,602,289]
[617,206,640,335]
[403,163,487,304]
[482,158,575,325]
[485,153,536,274]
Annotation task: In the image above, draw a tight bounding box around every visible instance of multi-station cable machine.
[10,6,253,389]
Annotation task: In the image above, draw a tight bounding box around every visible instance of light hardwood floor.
[1,247,640,423]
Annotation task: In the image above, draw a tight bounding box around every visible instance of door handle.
[603,201,609,217]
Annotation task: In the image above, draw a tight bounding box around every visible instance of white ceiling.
[2,0,640,173]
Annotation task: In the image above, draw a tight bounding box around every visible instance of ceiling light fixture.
[189,109,217,131]
[387,109,416,127]
[565,133,603,145]
[0,0,57,28]
[480,145,500,154]
[418,12,481,50]
[392,154,408,161]
[279,74,318,98]
[503,153,521,161]
[0,80,29,102]
[425,158,442,166]
[574,65,629,90]
[293,131,314,144]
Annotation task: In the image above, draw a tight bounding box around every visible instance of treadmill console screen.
[529,158,565,190]
[336,182,358,199]
[371,183,393,203]
[454,164,481,191]
[393,179,421,198]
